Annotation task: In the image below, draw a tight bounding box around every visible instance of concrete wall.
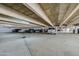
[0,26,13,32]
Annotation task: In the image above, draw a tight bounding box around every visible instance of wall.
[0,26,13,32]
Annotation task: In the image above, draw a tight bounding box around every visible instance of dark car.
[12,29,21,32]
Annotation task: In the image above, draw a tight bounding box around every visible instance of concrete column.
[75,26,78,34]
[55,26,58,34]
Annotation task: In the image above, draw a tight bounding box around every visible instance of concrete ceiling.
[0,3,79,28]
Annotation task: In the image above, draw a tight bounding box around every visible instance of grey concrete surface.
[0,33,79,56]
[0,33,31,56]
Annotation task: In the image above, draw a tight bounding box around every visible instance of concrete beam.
[58,4,70,23]
[60,4,79,27]
[0,21,44,29]
[0,20,39,27]
[0,21,43,29]
[0,4,47,27]
[23,3,53,26]
[0,24,40,28]
[0,16,40,27]
[68,15,79,26]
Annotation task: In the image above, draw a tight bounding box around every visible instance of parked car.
[12,29,21,32]
[47,28,56,34]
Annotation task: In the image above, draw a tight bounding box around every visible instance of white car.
[48,29,56,34]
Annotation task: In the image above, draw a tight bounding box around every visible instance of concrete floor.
[0,33,79,56]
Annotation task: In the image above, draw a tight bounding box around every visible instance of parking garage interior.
[0,3,79,56]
